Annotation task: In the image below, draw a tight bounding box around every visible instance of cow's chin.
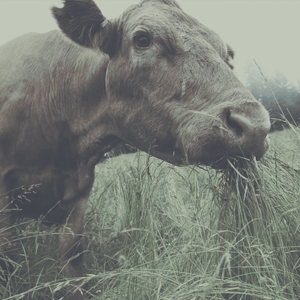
[201,151,267,170]
[210,137,270,169]
[149,137,270,170]
[188,135,271,170]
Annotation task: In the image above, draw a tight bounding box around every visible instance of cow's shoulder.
[0,30,76,83]
[0,29,106,111]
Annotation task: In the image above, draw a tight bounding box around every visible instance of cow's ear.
[52,0,116,56]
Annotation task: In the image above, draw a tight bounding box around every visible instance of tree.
[244,62,300,130]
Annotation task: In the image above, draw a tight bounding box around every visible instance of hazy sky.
[0,1,299,86]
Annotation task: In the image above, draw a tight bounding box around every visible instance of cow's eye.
[136,35,151,48]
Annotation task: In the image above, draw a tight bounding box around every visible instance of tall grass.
[2,127,300,299]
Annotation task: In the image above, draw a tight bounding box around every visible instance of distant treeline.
[263,98,300,131]
[244,62,300,131]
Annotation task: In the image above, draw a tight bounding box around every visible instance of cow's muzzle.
[206,101,271,169]
[174,100,271,168]
[226,107,271,158]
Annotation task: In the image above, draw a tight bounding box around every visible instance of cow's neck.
[43,38,121,169]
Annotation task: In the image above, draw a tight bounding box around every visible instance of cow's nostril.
[226,111,244,137]
[224,108,271,159]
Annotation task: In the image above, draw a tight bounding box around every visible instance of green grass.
[2,127,300,299]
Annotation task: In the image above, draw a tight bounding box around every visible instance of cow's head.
[53,0,270,168]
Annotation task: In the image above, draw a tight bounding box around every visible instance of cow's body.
[0,29,119,298]
[0,0,270,299]
[0,29,116,220]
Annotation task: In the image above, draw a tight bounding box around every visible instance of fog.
[0,0,299,86]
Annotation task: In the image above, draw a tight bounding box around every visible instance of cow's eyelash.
[133,31,152,39]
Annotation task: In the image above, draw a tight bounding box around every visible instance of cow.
[0,0,270,299]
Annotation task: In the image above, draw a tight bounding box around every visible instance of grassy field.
[1,127,300,299]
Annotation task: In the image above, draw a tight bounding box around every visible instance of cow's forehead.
[118,0,228,60]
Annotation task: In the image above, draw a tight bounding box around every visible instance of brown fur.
[0,0,270,299]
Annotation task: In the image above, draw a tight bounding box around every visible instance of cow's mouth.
[207,152,265,170]
[201,131,270,170]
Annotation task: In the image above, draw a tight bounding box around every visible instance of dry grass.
[1,127,300,299]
